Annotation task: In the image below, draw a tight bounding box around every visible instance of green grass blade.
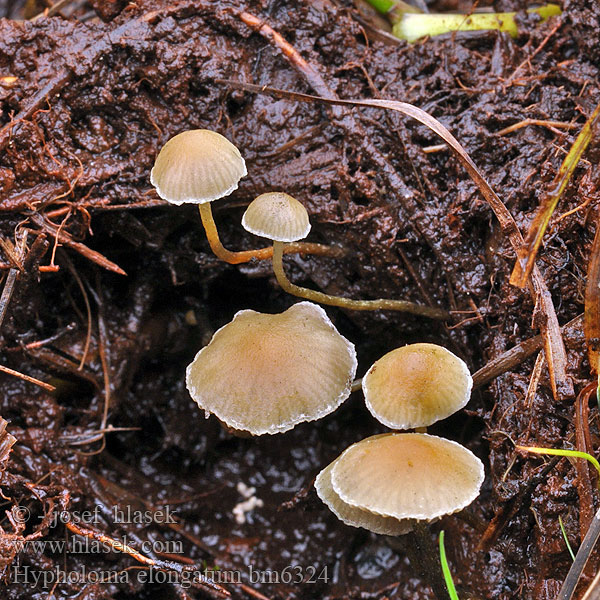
[362,0,422,18]
[362,0,396,13]
[559,515,576,562]
[517,446,600,480]
[512,100,600,287]
[439,530,460,600]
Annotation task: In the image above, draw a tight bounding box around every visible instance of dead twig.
[25,346,101,390]
[507,20,563,83]
[581,568,600,600]
[495,118,578,137]
[478,454,560,552]
[62,426,142,446]
[0,231,28,331]
[575,382,598,538]
[4,325,76,353]
[0,418,17,475]
[585,215,600,373]
[59,251,93,370]
[0,231,55,392]
[65,522,230,598]
[28,212,126,276]
[510,101,600,288]
[0,364,55,393]
[74,275,112,455]
[237,584,272,600]
[30,0,75,20]
[472,315,583,389]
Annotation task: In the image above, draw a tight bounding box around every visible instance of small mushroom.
[330,432,484,521]
[316,432,483,599]
[315,451,413,536]
[150,129,247,206]
[362,343,472,430]
[150,130,342,264]
[185,302,357,435]
[242,191,310,243]
[241,192,449,319]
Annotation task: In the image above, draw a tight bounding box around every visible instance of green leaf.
[439,530,460,600]
[559,515,576,562]
[517,446,600,480]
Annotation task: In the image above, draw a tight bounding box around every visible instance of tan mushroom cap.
[241,192,311,242]
[362,343,472,429]
[331,433,484,521]
[186,302,357,435]
[315,456,413,536]
[150,129,247,205]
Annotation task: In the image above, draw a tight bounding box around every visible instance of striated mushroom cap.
[186,302,357,435]
[315,455,413,535]
[150,129,247,205]
[331,433,484,521]
[242,192,311,242]
[362,343,472,430]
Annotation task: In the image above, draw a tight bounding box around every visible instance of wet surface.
[0,0,599,598]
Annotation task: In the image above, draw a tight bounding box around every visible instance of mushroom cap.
[315,455,413,536]
[150,129,247,205]
[186,302,357,435]
[362,343,472,429]
[241,192,311,242]
[331,433,484,521]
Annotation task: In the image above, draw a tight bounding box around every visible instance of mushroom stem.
[402,521,448,600]
[272,241,450,319]
[351,378,362,394]
[198,204,344,264]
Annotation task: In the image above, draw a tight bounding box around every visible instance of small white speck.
[232,496,263,524]
[236,482,256,498]
[233,482,263,524]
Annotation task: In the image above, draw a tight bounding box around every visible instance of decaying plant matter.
[0,0,599,598]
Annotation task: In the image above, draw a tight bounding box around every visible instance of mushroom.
[316,432,484,599]
[329,433,484,522]
[241,192,450,319]
[185,301,357,435]
[242,191,310,243]
[150,129,247,207]
[315,449,413,536]
[150,130,342,264]
[362,343,472,430]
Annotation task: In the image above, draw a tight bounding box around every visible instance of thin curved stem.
[272,241,450,319]
[405,521,447,600]
[559,507,600,600]
[198,204,343,264]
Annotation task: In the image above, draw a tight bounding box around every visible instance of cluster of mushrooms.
[150,130,484,550]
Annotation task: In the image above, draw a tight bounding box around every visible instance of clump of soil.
[0,0,598,598]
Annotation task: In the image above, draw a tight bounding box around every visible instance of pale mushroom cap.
[331,433,484,521]
[362,343,472,429]
[315,457,413,536]
[150,129,247,205]
[241,192,311,242]
[186,302,357,435]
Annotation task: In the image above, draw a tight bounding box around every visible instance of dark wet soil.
[0,0,599,598]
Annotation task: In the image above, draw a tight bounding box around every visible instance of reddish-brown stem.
[198,204,344,264]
